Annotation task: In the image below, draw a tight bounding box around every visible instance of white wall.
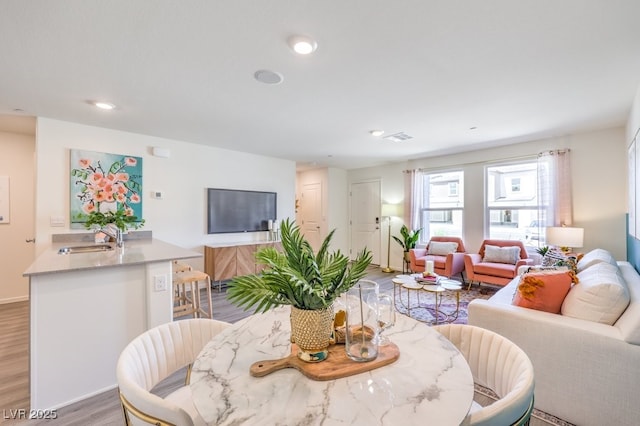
[0,131,35,302]
[627,84,640,146]
[348,126,628,267]
[327,167,349,254]
[34,118,296,271]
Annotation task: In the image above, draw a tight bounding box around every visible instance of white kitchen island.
[23,238,201,410]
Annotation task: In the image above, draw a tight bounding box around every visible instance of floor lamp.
[381,203,400,273]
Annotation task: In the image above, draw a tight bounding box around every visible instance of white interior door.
[300,182,323,252]
[350,180,381,265]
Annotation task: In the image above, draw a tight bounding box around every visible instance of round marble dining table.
[190,306,474,425]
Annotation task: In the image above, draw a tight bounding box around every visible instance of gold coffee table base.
[392,276,461,324]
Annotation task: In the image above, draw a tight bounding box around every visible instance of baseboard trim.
[44,383,119,411]
[0,295,29,304]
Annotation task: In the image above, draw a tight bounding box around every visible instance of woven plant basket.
[290,305,334,362]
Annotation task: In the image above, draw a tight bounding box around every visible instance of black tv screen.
[207,188,277,234]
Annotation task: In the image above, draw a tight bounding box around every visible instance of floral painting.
[70,149,143,228]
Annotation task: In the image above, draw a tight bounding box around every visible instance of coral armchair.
[464,239,534,289]
[409,236,466,281]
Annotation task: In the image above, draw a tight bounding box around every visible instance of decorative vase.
[290,305,334,362]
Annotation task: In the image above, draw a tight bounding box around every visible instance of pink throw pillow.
[512,271,573,314]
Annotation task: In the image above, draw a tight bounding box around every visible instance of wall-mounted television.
[207,188,277,234]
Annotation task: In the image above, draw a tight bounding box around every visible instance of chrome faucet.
[96,226,123,248]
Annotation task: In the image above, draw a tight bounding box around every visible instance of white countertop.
[190,306,474,425]
[23,238,201,276]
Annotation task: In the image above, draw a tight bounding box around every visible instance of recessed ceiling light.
[288,35,318,55]
[94,101,116,110]
[370,130,384,137]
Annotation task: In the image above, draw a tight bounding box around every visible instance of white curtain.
[403,169,422,232]
[537,149,572,227]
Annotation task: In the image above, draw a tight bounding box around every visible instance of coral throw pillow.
[512,271,573,314]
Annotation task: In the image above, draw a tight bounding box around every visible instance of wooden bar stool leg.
[204,275,213,319]
[191,280,200,318]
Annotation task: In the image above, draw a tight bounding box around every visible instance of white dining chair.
[116,318,231,426]
[433,324,535,426]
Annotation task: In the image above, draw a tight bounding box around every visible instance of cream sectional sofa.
[468,250,640,426]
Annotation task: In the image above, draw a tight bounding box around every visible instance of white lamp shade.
[546,227,584,248]
[381,203,401,218]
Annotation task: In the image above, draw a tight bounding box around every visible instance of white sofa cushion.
[561,262,630,325]
[576,248,617,272]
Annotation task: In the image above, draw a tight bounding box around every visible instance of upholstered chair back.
[433,324,535,426]
[117,318,231,425]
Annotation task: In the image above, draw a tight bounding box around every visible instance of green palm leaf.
[226,218,372,313]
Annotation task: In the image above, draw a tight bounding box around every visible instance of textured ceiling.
[1,0,639,170]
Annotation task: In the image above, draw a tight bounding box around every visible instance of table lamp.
[381,203,401,273]
[545,226,584,253]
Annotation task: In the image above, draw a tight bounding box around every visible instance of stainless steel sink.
[58,244,114,254]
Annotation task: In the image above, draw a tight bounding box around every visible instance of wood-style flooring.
[0,267,558,425]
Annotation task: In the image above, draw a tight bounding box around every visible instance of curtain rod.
[403,148,570,173]
[537,148,570,157]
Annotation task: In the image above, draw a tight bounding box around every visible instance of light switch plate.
[50,216,65,227]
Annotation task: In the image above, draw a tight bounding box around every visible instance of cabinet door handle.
[26,238,36,243]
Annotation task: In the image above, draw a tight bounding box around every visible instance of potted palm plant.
[227,219,372,362]
[392,225,422,262]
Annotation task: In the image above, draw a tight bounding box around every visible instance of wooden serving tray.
[249,342,400,381]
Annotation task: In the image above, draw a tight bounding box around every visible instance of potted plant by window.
[392,225,422,263]
[226,219,372,362]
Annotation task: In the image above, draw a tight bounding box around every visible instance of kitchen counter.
[23,237,201,410]
[24,238,201,276]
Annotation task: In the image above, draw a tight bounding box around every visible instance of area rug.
[474,384,576,426]
[391,283,500,325]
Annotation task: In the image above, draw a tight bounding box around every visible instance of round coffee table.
[438,279,462,323]
[391,275,422,317]
[422,284,447,324]
[393,275,463,324]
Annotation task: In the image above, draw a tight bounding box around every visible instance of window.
[448,182,458,196]
[486,161,546,247]
[417,170,464,240]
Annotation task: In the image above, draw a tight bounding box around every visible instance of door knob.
[26,238,35,243]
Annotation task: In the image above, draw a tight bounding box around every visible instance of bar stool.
[172,270,213,319]
[172,260,192,273]
[172,260,194,317]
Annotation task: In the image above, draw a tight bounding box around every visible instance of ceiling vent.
[383,132,413,142]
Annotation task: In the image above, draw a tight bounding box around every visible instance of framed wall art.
[70,149,143,228]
